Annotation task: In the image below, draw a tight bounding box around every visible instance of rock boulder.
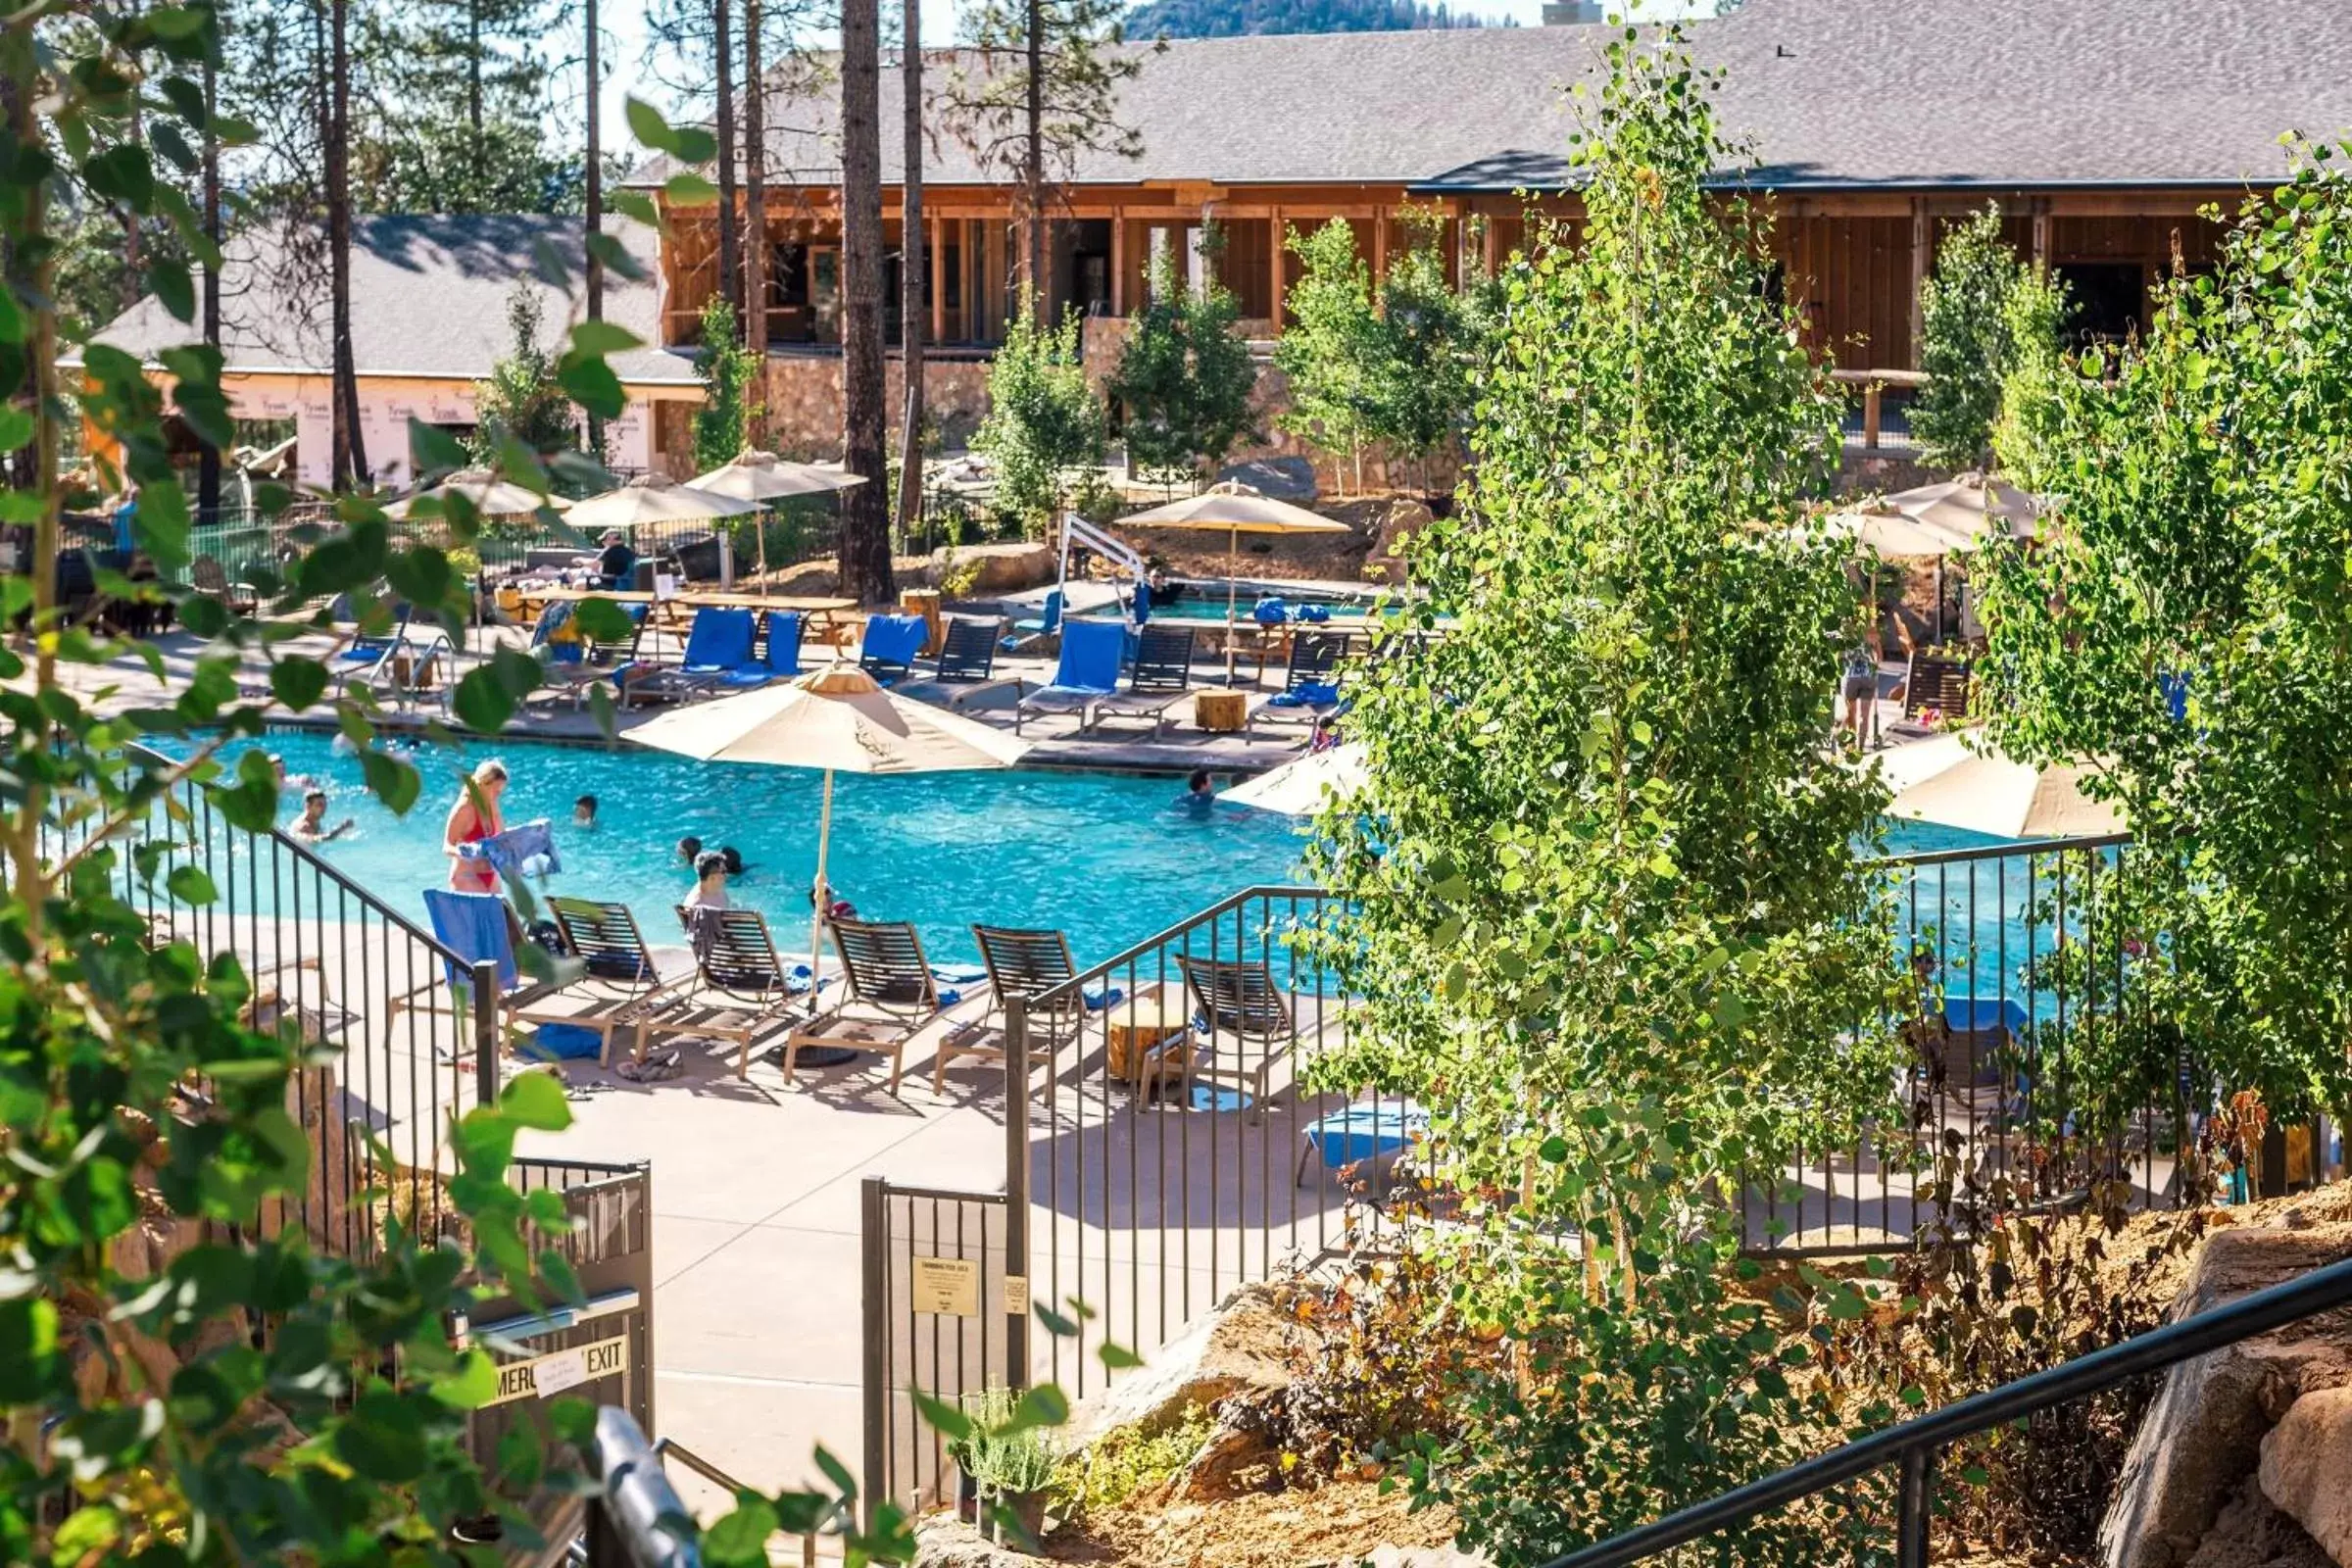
[2262,1387,2352,1565]
[1065,1282,1309,1447]
[1216,456,1320,504]
[911,1517,1047,1567]
[2100,1224,2352,1568]
[1363,498,1435,586]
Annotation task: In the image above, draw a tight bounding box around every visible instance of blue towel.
[681,608,757,673]
[1943,996,2030,1036]
[2160,670,2190,723]
[422,888,517,994]
[1253,597,1291,625]
[860,613,929,672]
[1296,603,1332,624]
[1082,985,1125,1011]
[1304,1102,1428,1169]
[1050,619,1127,695]
[1014,589,1065,637]
[528,600,577,649]
[519,1022,604,1061]
[1131,582,1152,623]
[461,819,562,878]
[764,612,805,676]
[1270,681,1341,709]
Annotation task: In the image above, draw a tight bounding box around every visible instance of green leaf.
[165,863,218,906]
[359,749,421,815]
[432,1348,501,1410]
[150,121,200,174]
[0,1298,59,1400]
[664,172,719,208]
[84,143,157,212]
[408,417,470,476]
[706,1496,780,1568]
[144,5,211,39]
[624,96,679,154]
[1097,1343,1146,1370]
[557,353,626,421]
[453,665,518,733]
[269,659,329,710]
[1003,1385,1068,1434]
[909,1389,974,1442]
[499,1070,573,1133]
[571,596,636,643]
[568,319,645,357]
[333,1389,429,1481]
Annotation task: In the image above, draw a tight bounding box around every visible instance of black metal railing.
[35,744,498,1258]
[1541,1251,2352,1568]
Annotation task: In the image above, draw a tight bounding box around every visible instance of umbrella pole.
[807,767,835,981]
[1225,528,1240,683]
[759,504,770,598]
[1936,556,1946,646]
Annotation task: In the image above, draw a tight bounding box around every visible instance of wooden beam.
[1110,209,1127,316]
[1267,208,1285,329]
[930,212,946,344]
[2031,199,2052,270]
[1907,197,1932,370]
[1482,215,1498,277]
[1371,206,1388,286]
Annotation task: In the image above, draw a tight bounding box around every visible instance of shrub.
[1055,1403,1216,1516]
[973,309,1103,536]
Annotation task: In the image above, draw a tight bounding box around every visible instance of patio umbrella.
[382,467,573,520]
[1869,732,2123,840]
[565,477,762,591]
[1221,742,1368,816]
[1115,485,1354,678]
[625,663,1030,970]
[1885,477,2037,548]
[691,450,870,592]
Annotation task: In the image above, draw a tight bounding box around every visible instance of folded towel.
[932,963,989,987]
[1296,604,1333,624]
[1269,681,1342,709]
[1082,985,1125,1011]
[1252,597,1291,625]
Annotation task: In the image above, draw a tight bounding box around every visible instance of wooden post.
[930,212,946,344]
[1482,212,1499,277]
[1110,209,1127,316]
[1266,209,1284,328]
[1371,206,1388,287]
[2031,201,2053,271]
[1863,383,1883,451]
[985,220,1006,338]
[1908,197,1932,370]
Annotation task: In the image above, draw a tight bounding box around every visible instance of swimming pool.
[228,732,1309,966]
[1077,583,1384,623]
[196,732,2022,973]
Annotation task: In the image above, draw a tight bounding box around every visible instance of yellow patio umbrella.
[382,467,573,520]
[566,474,761,532]
[1220,742,1368,816]
[1868,733,2123,840]
[1115,484,1354,678]
[625,663,1030,970]
[690,450,871,592]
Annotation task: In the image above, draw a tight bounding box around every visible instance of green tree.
[1275,218,1384,492]
[1307,28,1900,1563]
[971,307,1102,533]
[1911,205,2059,470]
[1361,207,1487,492]
[1108,246,1260,482]
[471,283,581,463]
[691,294,762,473]
[1975,138,2352,1122]
[0,20,919,1563]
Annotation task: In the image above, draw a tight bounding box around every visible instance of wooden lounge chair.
[1904,654,1972,724]
[545,897,676,1056]
[1175,953,1298,1112]
[634,905,808,1078]
[1248,631,1353,739]
[959,924,1121,1090]
[782,917,970,1092]
[391,890,660,1066]
[1088,624,1196,738]
[190,554,257,616]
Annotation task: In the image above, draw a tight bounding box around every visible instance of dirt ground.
[1050,1477,1461,1568]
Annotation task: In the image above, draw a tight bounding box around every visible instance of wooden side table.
[1195,690,1249,734]
[1103,984,1195,1092]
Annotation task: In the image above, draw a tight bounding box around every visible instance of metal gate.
[858,1177,1015,1521]
[468,1159,657,1472]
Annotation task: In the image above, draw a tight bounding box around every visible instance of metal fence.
[859,1177,1014,1522]
[469,1157,657,1459]
[37,745,497,1259]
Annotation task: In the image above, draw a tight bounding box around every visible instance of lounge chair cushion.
[422,888,517,993]
[860,614,930,675]
[681,608,758,672]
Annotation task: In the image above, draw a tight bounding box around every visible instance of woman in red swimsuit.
[443,759,510,893]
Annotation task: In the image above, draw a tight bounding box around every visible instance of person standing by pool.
[596,530,636,591]
[444,759,509,893]
[1839,632,1881,747]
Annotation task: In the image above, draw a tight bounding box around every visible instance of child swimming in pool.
[1178,769,1216,813]
[574,794,598,829]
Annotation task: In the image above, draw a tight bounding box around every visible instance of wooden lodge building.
[632,0,2352,465]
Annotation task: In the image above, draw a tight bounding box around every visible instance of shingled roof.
[636,0,2352,193]
[89,215,698,384]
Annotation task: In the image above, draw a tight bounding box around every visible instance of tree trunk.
[327,0,367,488]
[467,0,484,200]
[5,64,60,928]
[197,37,222,520]
[584,0,605,461]
[743,0,768,416]
[837,0,895,604]
[123,0,146,312]
[894,0,924,541]
[1022,0,1043,318]
[713,0,739,337]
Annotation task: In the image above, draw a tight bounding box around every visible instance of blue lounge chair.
[1088,624,1197,737]
[1012,618,1127,734]
[395,889,651,1065]
[1011,589,1064,641]
[760,611,806,679]
[1249,631,1354,739]
[332,606,414,696]
[1297,1100,1429,1185]
[858,613,930,683]
[629,606,761,705]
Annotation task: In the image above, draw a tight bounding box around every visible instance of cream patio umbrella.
[1869,732,2123,840]
[1885,477,2037,546]
[1115,484,1355,678]
[690,450,871,592]
[1220,742,1368,816]
[625,663,1030,972]
[566,476,762,591]
[382,467,573,520]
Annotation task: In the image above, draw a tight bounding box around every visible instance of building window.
[2055,263,2146,345]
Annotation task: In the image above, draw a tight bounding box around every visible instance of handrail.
[1541,1253,2352,1568]
[1874,830,2132,870]
[649,1437,819,1567]
[1033,883,1330,1009]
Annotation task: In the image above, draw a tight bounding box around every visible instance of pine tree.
[838,0,896,601]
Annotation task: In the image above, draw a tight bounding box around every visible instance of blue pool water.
[228,731,1309,965]
[191,732,2037,979]
[1077,584,1382,623]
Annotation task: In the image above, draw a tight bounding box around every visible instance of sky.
[582,0,1715,156]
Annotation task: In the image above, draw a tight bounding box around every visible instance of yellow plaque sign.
[486,1335,631,1407]
[909,1256,980,1318]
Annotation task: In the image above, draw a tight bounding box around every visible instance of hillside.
[1125,0,1503,39]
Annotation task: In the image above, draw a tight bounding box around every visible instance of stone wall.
[748,353,993,466]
